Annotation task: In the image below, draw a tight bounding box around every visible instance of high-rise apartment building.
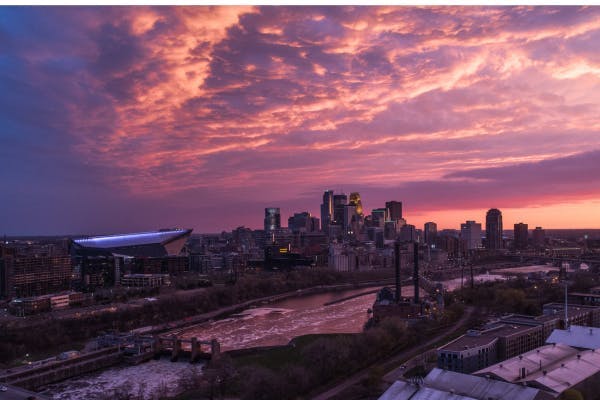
[532,227,546,248]
[424,222,438,247]
[0,254,72,299]
[513,222,528,250]
[485,208,503,250]
[461,220,482,250]
[264,207,281,232]
[385,201,403,222]
[320,190,334,232]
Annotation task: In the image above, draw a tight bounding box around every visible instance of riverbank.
[0,269,397,367]
[170,303,468,400]
[160,279,395,336]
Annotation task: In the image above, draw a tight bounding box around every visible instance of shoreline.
[150,278,395,336]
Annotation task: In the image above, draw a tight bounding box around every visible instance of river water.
[42,274,507,399]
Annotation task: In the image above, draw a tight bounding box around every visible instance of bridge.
[507,254,600,269]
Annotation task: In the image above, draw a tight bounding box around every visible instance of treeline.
[0,268,393,366]
[450,271,600,315]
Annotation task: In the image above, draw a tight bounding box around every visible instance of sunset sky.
[2,6,600,235]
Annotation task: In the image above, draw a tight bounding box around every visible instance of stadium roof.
[73,229,191,248]
[72,229,192,257]
[546,325,600,350]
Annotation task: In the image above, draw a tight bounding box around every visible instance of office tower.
[320,190,334,232]
[399,224,417,242]
[0,254,72,299]
[485,208,503,250]
[348,192,363,216]
[333,194,347,225]
[461,220,482,250]
[288,212,319,233]
[385,221,398,240]
[385,201,403,222]
[533,227,546,248]
[343,204,357,234]
[424,222,437,247]
[371,208,386,228]
[514,222,529,250]
[264,207,281,232]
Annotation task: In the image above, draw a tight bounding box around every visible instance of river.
[41,274,507,399]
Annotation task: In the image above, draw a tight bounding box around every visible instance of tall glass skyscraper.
[485,208,503,250]
[264,207,281,232]
[320,190,334,232]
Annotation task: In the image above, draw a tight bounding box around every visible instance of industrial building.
[474,343,600,399]
[370,241,443,324]
[545,325,600,350]
[438,303,600,373]
[379,368,551,400]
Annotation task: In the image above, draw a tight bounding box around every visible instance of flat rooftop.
[474,343,577,382]
[424,368,542,400]
[475,343,600,394]
[440,324,540,352]
[546,325,600,350]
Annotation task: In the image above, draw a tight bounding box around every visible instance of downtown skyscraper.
[486,208,503,250]
[320,190,334,232]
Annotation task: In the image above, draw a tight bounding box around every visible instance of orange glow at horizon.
[409,199,600,230]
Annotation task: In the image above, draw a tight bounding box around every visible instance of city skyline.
[2,6,600,235]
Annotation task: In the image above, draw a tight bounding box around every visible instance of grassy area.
[231,333,356,371]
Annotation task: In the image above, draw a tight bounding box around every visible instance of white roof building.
[475,342,600,396]
[474,343,577,382]
[378,368,549,400]
[546,325,600,350]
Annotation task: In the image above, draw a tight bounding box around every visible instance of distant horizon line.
[3,227,600,239]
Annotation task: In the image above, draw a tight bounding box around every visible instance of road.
[311,306,475,400]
